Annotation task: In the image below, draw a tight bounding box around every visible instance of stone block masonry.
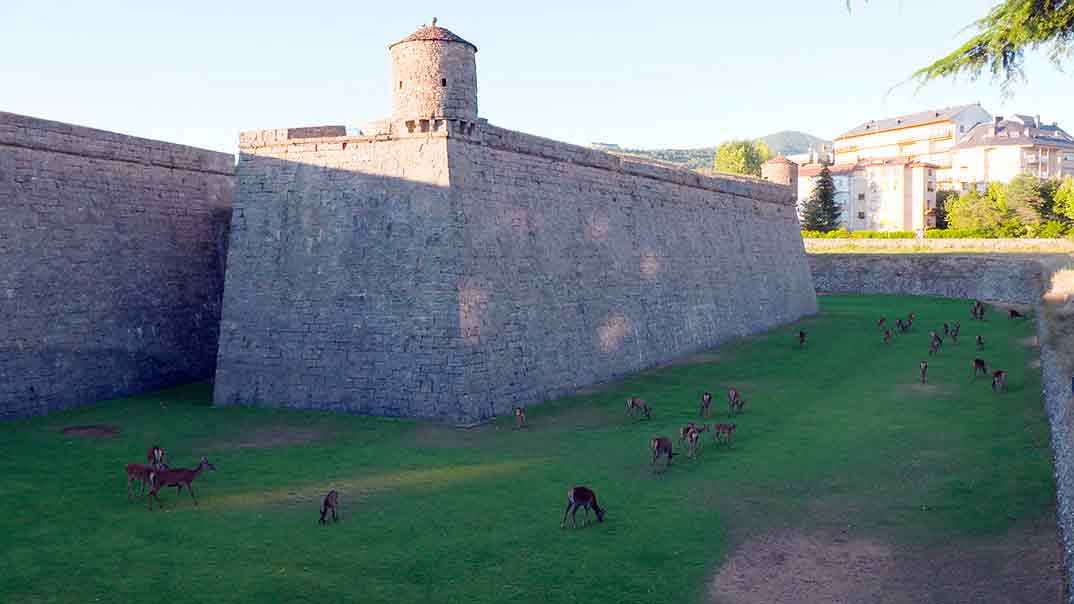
[214,124,817,424]
[0,111,233,419]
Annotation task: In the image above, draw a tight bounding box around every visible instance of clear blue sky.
[2,0,1070,154]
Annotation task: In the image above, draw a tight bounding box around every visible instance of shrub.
[801,230,916,239]
[924,229,996,239]
[1037,220,1069,238]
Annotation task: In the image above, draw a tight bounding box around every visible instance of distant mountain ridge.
[611,130,830,171]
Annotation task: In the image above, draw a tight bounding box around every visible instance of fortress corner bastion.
[212,21,817,424]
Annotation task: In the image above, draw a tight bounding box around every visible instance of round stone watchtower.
[389,18,478,125]
[762,154,799,187]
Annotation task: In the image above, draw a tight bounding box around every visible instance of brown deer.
[972,358,988,378]
[976,334,984,351]
[561,486,605,529]
[650,436,675,471]
[125,463,154,500]
[679,422,698,444]
[882,330,893,345]
[895,318,906,332]
[727,388,744,416]
[147,457,216,510]
[514,407,528,430]
[877,317,886,329]
[1008,308,1025,320]
[905,317,914,331]
[699,391,713,417]
[919,360,928,384]
[626,397,651,420]
[685,427,703,459]
[712,423,737,444]
[928,339,940,357]
[992,370,1007,392]
[147,446,166,471]
[798,331,808,349]
[319,490,339,524]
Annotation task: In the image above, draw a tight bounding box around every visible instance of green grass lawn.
[0,295,1054,604]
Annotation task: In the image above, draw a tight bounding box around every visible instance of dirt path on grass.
[708,521,1060,604]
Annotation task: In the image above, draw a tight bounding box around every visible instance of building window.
[857,193,865,201]
[399,81,403,89]
[857,211,866,220]
[441,78,447,87]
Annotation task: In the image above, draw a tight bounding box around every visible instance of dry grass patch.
[61,424,120,438]
[213,427,328,450]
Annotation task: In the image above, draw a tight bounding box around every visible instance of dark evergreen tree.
[801,163,841,231]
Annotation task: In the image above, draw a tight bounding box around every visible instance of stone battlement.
[238,121,794,206]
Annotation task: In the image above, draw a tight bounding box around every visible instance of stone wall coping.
[238,122,795,206]
[0,111,234,175]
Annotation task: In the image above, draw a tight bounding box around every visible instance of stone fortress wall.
[0,111,233,419]
[808,252,1074,602]
[213,122,817,424]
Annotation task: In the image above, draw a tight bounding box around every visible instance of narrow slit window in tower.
[441,78,447,87]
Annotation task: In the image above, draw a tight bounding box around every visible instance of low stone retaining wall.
[810,252,1074,603]
[806,238,1074,253]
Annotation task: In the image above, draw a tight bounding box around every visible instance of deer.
[712,423,736,444]
[976,334,985,351]
[992,370,1007,392]
[679,422,698,445]
[895,318,906,333]
[514,407,528,430]
[908,312,916,323]
[651,436,675,471]
[1008,308,1025,320]
[798,330,808,349]
[125,463,154,500]
[882,330,893,345]
[950,322,960,345]
[147,445,166,471]
[971,301,985,321]
[561,486,605,529]
[147,457,216,510]
[319,490,340,524]
[877,317,886,330]
[727,388,744,417]
[685,426,704,459]
[919,360,928,384]
[972,358,988,378]
[905,317,914,331]
[626,397,651,420]
[699,391,713,417]
[928,339,940,357]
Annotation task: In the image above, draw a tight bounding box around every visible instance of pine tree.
[801,163,841,231]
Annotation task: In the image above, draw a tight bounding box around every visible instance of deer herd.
[117,300,1024,530]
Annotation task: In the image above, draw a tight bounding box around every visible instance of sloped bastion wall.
[212,125,818,424]
[0,112,233,419]
[809,252,1074,602]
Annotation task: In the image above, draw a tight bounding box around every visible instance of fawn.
[798,331,808,349]
[976,335,985,351]
[992,370,1007,392]
[651,436,675,470]
[882,330,893,345]
[972,358,988,378]
[699,391,713,417]
[626,397,651,420]
[919,360,928,384]
[514,407,528,430]
[147,457,215,510]
[319,490,340,524]
[727,388,744,416]
[125,463,154,500]
[561,486,605,529]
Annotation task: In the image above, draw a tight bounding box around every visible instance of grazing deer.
[883,330,893,345]
[976,334,985,351]
[319,490,339,524]
[712,422,737,444]
[514,407,528,430]
[679,422,698,444]
[928,339,940,357]
[1008,308,1025,320]
[626,397,651,420]
[798,331,808,349]
[125,463,154,500]
[919,360,928,384]
[561,486,605,529]
[727,388,744,417]
[147,446,166,471]
[699,391,713,417]
[972,358,988,378]
[992,370,1007,392]
[877,317,886,330]
[895,318,906,333]
[147,457,215,510]
[650,436,675,471]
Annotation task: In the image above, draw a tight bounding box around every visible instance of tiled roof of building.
[952,116,1074,151]
[837,104,982,139]
[765,154,796,165]
[798,158,939,177]
[390,20,478,52]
